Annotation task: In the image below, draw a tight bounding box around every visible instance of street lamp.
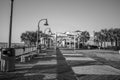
[37,19,48,53]
[1,0,15,72]
[9,0,14,48]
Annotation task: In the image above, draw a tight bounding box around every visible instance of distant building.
[56,31,82,48]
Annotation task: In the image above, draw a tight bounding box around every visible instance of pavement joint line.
[65,57,96,61]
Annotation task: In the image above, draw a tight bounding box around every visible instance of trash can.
[1,48,15,72]
[1,48,7,72]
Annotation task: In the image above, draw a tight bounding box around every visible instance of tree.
[94,32,99,46]
[113,28,120,47]
[100,29,108,47]
[94,28,120,48]
[21,31,50,46]
[21,31,37,46]
[94,31,104,47]
[108,28,115,46]
[80,31,90,45]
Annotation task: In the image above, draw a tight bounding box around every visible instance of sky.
[0,0,120,43]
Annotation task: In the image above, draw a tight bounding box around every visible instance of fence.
[0,46,37,62]
[0,46,37,72]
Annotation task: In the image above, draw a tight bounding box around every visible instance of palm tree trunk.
[111,41,113,46]
[101,41,103,47]
[78,38,80,49]
[115,39,118,47]
[104,41,106,48]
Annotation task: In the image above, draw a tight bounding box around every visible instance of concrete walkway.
[61,49,120,80]
[0,48,78,80]
[1,48,120,80]
[0,49,57,80]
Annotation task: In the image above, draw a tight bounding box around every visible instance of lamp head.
[44,19,49,26]
[11,0,14,2]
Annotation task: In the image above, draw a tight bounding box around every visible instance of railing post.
[0,48,1,60]
[20,47,25,62]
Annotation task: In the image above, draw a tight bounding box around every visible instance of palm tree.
[100,29,108,47]
[113,28,120,47]
[94,28,120,49]
[94,31,104,47]
[108,28,115,46]
[94,32,99,46]
[80,31,90,45]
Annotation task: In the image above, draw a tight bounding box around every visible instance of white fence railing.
[0,46,37,60]
[15,47,37,56]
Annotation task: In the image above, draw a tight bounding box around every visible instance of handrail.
[0,46,37,57]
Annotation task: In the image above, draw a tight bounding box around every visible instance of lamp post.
[37,19,48,53]
[9,0,14,48]
[1,0,15,72]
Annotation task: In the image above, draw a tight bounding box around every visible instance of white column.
[74,35,76,50]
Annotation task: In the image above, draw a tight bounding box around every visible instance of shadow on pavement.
[56,48,78,80]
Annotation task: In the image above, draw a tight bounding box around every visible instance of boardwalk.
[0,48,77,80]
[0,48,120,80]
